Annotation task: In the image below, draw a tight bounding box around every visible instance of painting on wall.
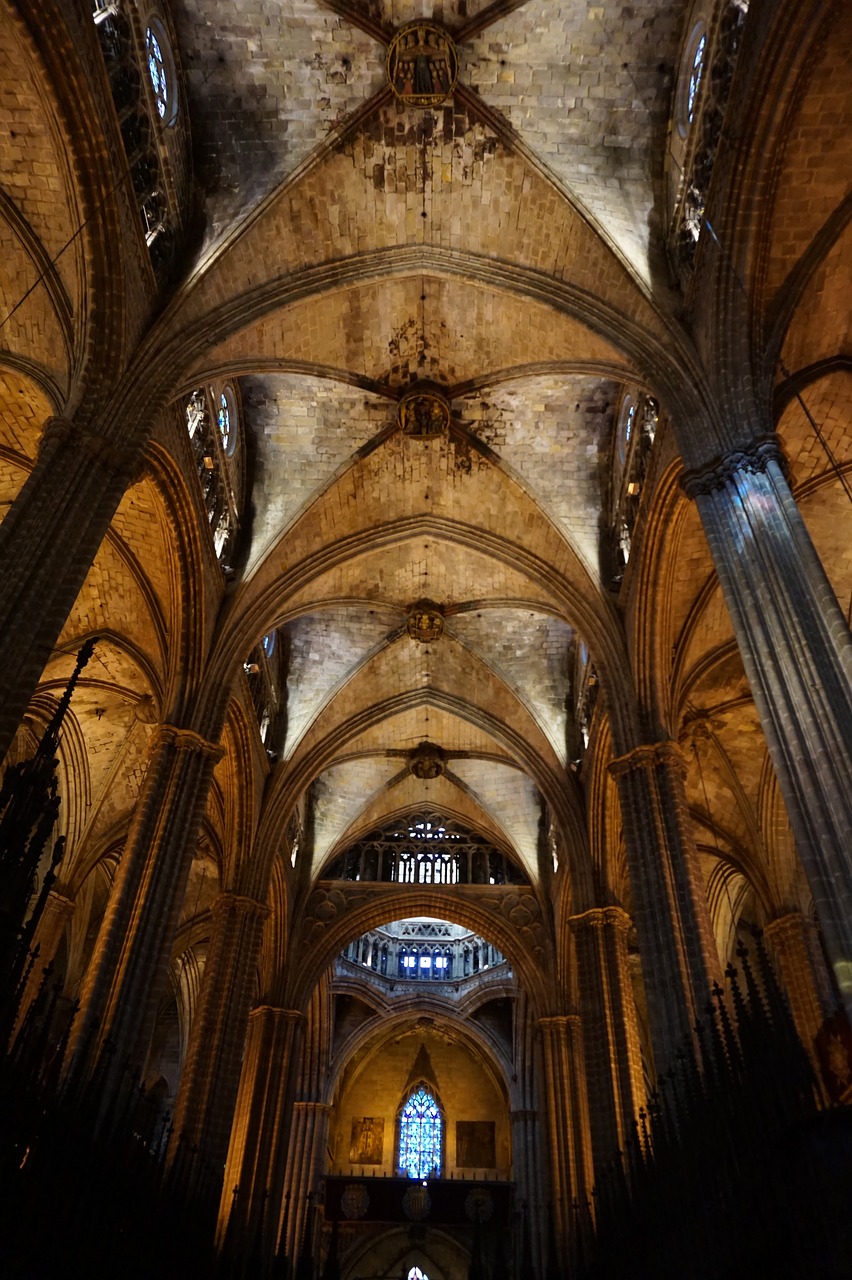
[456,1120,496,1169]
[349,1116,384,1165]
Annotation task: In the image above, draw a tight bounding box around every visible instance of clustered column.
[218,1006,305,1255]
[684,439,852,1017]
[570,907,645,1171]
[539,1015,594,1258]
[65,722,223,1102]
[765,912,835,1058]
[279,1101,331,1262]
[0,418,140,762]
[609,740,720,1075]
[169,891,270,1196]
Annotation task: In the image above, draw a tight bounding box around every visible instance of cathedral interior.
[0,0,851,1277]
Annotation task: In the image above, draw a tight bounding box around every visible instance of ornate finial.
[387,22,458,107]
[407,599,444,643]
[409,742,445,779]
[397,384,451,439]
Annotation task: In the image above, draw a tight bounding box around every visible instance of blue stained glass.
[399,1087,442,1179]
[218,392,231,451]
[687,34,706,124]
[146,28,168,119]
[624,402,635,446]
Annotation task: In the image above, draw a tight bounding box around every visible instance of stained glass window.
[687,33,706,124]
[146,27,168,120]
[218,391,231,452]
[408,1270,429,1280]
[399,1086,442,1179]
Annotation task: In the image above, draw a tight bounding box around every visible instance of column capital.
[38,416,140,481]
[248,1005,305,1027]
[568,905,633,933]
[291,1101,332,1116]
[212,891,270,922]
[43,889,76,919]
[152,722,225,762]
[764,912,815,943]
[680,434,787,499]
[539,1013,582,1033]
[608,739,686,780]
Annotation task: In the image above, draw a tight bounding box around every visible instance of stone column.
[511,1107,545,1280]
[218,1006,304,1255]
[65,723,223,1100]
[539,1015,594,1259]
[764,912,834,1057]
[13,889,75,1036]
[169,892,269,1195]
[0,418,139,764]
[684,440,852,1015]
[279,1101,331,1264]
[609,741,720,1074]
[570,908,645,1172]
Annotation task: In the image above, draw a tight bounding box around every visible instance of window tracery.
[326,815,527,886]
[145,24,169,118]
[607,391,659,588]
[398,1086,443,1180]
[184,386,241,570]
[243,628,282,754]
[686,31,706,125]
[670,2,750,270]
[340,919,505,983]
[91,4,178,275]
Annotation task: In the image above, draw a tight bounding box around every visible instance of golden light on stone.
[398,385,451,439]
[407,599,444,643]
[409,742,446,780]
[387,22,458,107]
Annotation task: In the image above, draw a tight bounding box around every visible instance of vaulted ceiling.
[1,0,849,928]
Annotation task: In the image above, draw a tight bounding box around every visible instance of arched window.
[617,395,636,465]
[687,31,707,124]
[184,387,238,568]
[408,1270,430,1280]
[677,22,707,136]
[218,388,237,456]
[398,1085,442,1179]
[145,20,178,126]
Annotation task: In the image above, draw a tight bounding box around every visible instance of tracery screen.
[398,1087,442,1179]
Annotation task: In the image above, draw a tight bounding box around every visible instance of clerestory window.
[145,20,178,126]
[398,1085,442,1180]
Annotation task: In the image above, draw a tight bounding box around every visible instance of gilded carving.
[407,600,444,643]
[410,741,446,779]
[398,387,451,438]
[387,23,458,107]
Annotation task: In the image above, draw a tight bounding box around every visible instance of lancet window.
[185,386,242,569]
[670,1,750,270]
[243,629,282,753]
[608,390,659,586]
[398,1086,443,1180]
[91,2,177,275]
